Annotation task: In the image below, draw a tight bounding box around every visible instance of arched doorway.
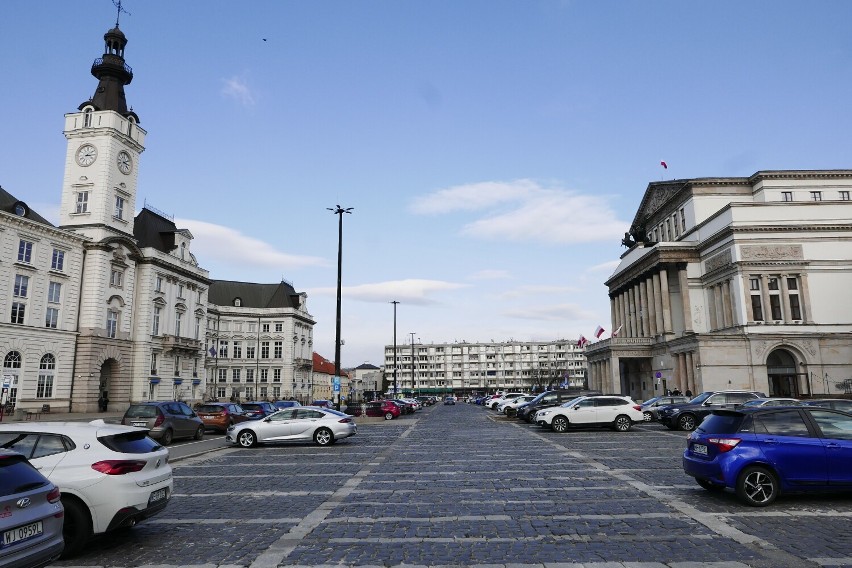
[766,349,808,397]
[98,359,118,412]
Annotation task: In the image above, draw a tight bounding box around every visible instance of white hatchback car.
[534,395,644,433]
[0,420,173,557]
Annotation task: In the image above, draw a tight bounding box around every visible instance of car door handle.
[763,438,779,445]
[825,443,842,449]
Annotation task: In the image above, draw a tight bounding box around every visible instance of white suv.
[534,395,644,433]
[0,420,173,557]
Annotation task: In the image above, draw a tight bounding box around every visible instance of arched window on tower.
[83,107,93,128]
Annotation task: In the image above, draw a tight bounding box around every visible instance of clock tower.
[59,23,146,240]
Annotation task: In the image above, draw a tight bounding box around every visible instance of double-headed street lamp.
[391,300,399,396]
[328,205,353,411]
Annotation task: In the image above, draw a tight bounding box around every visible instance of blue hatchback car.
[683,406,852,506]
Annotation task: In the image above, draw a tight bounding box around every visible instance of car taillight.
[47,486,61,504]
[154,413,165,427]
[707,437,741,452]
[633,405,642,411]
[91,460,147,475]
[338,418,352,423]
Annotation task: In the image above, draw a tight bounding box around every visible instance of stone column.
[639,280,650,337]
[728,279,739,326]
[646,275,658,337]
[653,272,664,335]
[679,267,693,333]
[760,275,772,321]
[685,351,695,394]
[660,268,673,334]
[799,273,812,323]
[628,286,637,338]
[721,280,732,328]
[779,274,790,322]
[707,284,718,330]
[743,275,755,321]
[610,297,617,333]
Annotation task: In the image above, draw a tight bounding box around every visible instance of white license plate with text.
[692,444,708,456]
[3,521,43,547]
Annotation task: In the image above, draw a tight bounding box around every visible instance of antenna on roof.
[112,0,131,27]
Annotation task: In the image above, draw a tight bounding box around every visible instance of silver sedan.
[225,406,357,447]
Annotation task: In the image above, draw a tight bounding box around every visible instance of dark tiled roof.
[354,363,380,370]
[208,280,302,309]
[0,186,53,227]
[133,208,177,253]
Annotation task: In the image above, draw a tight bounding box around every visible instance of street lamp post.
[391,301,399,396]
[410,332,416,396]
[328,205,353,411]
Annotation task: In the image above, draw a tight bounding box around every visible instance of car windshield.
[696,413,745,434]
[196,405,225,413]
[689,393,712,405]
[560,397,583,408]
[125,404,159,418]
[99,431,163,453]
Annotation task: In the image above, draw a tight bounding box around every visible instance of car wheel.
[613,415,632,432]
[237,430,257,448]
[194,426,205,440]
[160,428,174,446]
[60,497,92,558]
[314,427,334,446]
[696,478,725,492]
[678,414,697,431]
[736,466,778,506]
[551,416,569,433]
[384,412,394,420]
[643,411,652,422]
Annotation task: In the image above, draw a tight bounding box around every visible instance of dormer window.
[234,298,242,307]
[83,107,93,128]
[180,242,186,260]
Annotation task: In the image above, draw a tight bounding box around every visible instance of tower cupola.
[79,24,139,123]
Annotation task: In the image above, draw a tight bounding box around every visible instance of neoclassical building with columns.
[586,170,852,401]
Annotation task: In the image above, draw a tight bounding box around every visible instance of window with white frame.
[749,277,764,321]
[275,322,283,332]
[218,343,228,358]
[246,345,255,359]
[260,369,268,382]
[110,269,123,287]
[51,249,65,271]
[13,275,29,298]
[178,284,184,298]
[106,310,119,338]
[233,341,242,358]
[782,191,793,202]
[151,353,158,374]
[841,191,850,201]
[768,277,783,320]
[17,240,33,263]
[195,317,201,340]
[262,323,270,333]
[45,307,59,329]
[174,355,181,376]
[787,276,802,320]
[274,341,282,358]
[216,386,226,398]
[152,306,161,335]
[273,368,281,382]
[155,276,163,292]
[11,303,25,325]
[114,195,125,219]
[246,369,254,382]
[75,190,89,213]
[261,341,270,358]
[232,368,241,382]
[48,282,61,304]
[174,310,182,337]
[679,207,686,232]
[218,368,227,382]
[37,354,55,398]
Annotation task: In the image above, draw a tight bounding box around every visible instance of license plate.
[132,421,147,427]
[692,443,708,456]
[3,521,43,547]
[148,488,168,505]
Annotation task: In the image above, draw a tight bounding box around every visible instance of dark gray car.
[121,401,204,445]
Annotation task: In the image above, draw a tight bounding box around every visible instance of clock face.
[117,151,132,174]
[76,144,97,166]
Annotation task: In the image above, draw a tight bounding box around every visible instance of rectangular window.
[274,341,282,358]
[261,342,270,359]
[664,219,671,241]
[13,275,29,297]
[248,322,256,333]
[232,369,241,382]
[195,317,201,340]
[218,368,227,382]
[110,270,122,287]
[37,374,54,398]
[106,310,118,338]
[768,278,779,291]
[75,191,89,213]
[782,191,793,202]
[17,240,33,263]
[152,307,161,335]
[273,369,281,382]
[47,282,61,304]
[749,277,760,291]
[233,341,242,358]
[841,191,850,201]
[769,295,782,320]
[672,213,680,237]
[260,369,269,382]
[218,343,228,358]
[114,195,125,219]
[45,307,59,329]
[275,322,283,332]
[751,295,764,321]
[174,355,181,376]
[680,208,686,232]
[197,290,202,303]
[262,323,270,333]
[789,294,802,320]
[174,311,182,337]
[155,276,163,292]
[246,345,255,359]
[178,285,184,298]
[217,386,226,398]
[151,353,158,375]
[11,302,25,324]
[246,369,254,382]
[811,191,822,202]
[786,277,798,291]
[272,386,280,398]
[51,249,65,271]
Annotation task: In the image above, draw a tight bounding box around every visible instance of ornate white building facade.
[585,171,852,402]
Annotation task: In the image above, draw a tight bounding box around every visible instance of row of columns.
[588,359,613,392]
[744,274,810,324]
[708,278,737,330]
[610,266,692,339]
[672,351,697,395]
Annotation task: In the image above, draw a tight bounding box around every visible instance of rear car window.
[696,413,745,434]
[126,405,159,418]
[753,410,811,437]
[0,454,50,496]
[99,431,163,453]
[242,404,262,411]
[196,405,224,413]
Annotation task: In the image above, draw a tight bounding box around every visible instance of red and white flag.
[660,160,668,169]
[594,325,605,338]
[611,324,623,338]
[577,335,588,348]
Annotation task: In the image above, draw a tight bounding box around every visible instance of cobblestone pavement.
[54,403,852,568]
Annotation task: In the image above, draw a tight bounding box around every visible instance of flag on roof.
[611,324,623,338]
[594,325,605,338]
[661,160,668,169]
[208,346,216,357]
[577,335,588,348]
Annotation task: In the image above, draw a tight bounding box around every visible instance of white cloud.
[502,303,599,321]
[411,179,629,245]
[468,269,511,281]
[308,279,469,305]
[221,75,255,106]
[176,218,326,271]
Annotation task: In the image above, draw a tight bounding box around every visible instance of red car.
[365,400,401,420]
[196,402,250,433]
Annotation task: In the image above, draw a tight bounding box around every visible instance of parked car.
[195,402,250,433]
[683,406,852,506]
[272,400,302,410]
[516,389,602,423]
[365,400,401,420]
[401,398,422,411]
[226,406,357,447]
[640,395,690,421]
[486,393,525,409]
[311,400,334,409]
[241,401,278,420]
[534,395,644,432]
[497,395,536,416]
[0,450,64,567]
[801,399,852,412]
[443,396,456,405]
[121,401,205,445]
[390,399,415,414]
[0,421,173,556]
[657,390,767,431]
[741,397,801,408]
[415,396,434,407]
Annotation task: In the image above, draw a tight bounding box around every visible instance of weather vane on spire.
[112,0,130,27]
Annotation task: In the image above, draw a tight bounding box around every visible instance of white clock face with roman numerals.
[117,151,132,174]
[76,144,97,166]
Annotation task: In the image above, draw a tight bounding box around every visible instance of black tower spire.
[79,19,139,123]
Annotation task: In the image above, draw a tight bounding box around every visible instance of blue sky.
[2,1,852,367]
